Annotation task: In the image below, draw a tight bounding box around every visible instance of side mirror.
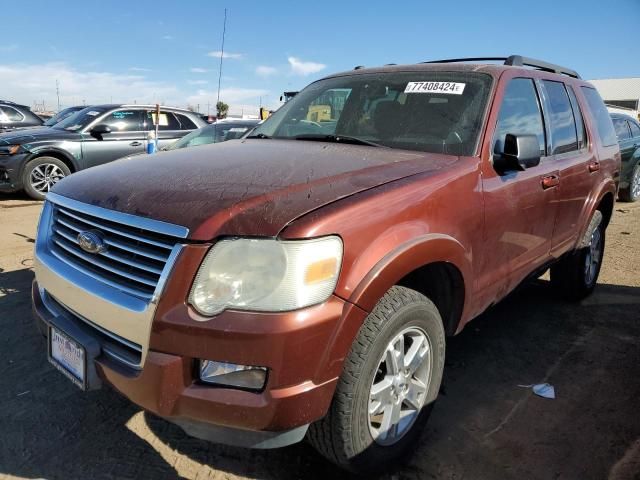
[493,133,541,173]
[90,124,111,136]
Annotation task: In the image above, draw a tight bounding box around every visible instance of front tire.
[550,214,605,300]
[308,286,445,474]
[22,156,70,200]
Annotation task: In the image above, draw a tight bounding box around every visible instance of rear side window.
[629,120,640,138]
[567,87,587,150]
[175,113,197,130]
[145,110,181,131]
[613,118,631,140]
[581,87,618,147]
[541,80,578,154]
[0,106,25,122]
[494,78,546,156]
[101,110,143,131]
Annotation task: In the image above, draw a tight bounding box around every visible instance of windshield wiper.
[246,133,271,139]
[293,134,386,148]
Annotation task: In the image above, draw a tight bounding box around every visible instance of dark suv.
[0,100,44,132]
[33,56,619,474]
[611,113,640,201]
[0,104,205,199]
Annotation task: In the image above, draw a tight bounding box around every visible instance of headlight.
[0,145,21,155]
[189,236,343,317]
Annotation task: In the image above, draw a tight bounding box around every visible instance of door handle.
[588,161,600,173]
[129,141,142,147]
[541,174,560,189]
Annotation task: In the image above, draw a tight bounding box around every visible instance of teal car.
[611,113,640,202]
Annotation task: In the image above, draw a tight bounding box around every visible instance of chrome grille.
[48,202,182,301]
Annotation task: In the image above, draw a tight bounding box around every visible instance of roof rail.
[423,56,580,79]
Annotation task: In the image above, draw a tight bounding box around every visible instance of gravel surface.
[0,193,638,480]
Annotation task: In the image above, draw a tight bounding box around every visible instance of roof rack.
[423,55,580,79]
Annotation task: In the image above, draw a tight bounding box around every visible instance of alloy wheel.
[30,163,66,193]
[584,226,603,286]
[632,167,640,199]
[368,326,432,446]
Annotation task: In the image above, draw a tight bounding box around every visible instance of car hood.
[52,139,458,240]
[0,127,79,145]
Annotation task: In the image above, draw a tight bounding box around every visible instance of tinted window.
[99,110,143,132]
[0,106,24,122]
[567,87,587,149]
[494,78,546,156]
[542,80,578,154]
[613,118,631,140]
[251,71,493,156]
[629,120,640,139]
[53,106,110,131]
[581,87,618,147]
[145,110,181,130]
[166,122,258,150]
[175,113,198,130]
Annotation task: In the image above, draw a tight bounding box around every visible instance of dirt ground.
[0,191,639,480]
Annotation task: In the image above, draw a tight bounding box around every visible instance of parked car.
[0,104,205,199]
[0,100,44,132]
[610,113,640,201]
[42,106,87,127]
[32,56,619,474]
[164,119,259,150]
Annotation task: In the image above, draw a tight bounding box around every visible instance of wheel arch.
[25,148,78,175]
[347,234,471,335]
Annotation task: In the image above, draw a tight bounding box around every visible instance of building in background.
[589,77,640,119]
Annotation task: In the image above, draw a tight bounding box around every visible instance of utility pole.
[216,8,227,105]
[56,80,60,111]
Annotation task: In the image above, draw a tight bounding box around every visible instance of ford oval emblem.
[77,230,107,254]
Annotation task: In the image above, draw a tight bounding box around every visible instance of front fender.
[346,233,472,314]
[26,146,81,172]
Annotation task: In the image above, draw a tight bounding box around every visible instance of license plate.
[49,326,86,389]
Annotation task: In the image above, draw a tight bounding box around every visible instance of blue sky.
[1,0,638,115]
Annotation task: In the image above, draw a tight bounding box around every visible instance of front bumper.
[33,278,366,447]
[0,153,28,192]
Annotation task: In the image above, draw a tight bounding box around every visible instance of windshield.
[53,106,109,131]
[43,107,82,126]
[250,71,492,156]
[166,121,258,150]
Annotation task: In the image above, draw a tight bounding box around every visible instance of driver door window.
[493,78,546,157]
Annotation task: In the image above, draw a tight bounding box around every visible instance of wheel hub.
[368,326,432,446]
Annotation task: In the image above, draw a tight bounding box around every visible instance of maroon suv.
[33,55,620,473]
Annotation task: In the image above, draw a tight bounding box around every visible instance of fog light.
[199,360,267,390]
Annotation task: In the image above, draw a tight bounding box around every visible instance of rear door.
[538,80,595,255]
[80,109,146,168]
[144,110,193,150]
[479,76,558,298]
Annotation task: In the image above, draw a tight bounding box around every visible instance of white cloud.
[0,62,180,106]
[288,56,326,76]
[0,62,270,116]
[256,65,277,77]
[188,80,208,85]
[207,51,243,59]
[0,44,18,52]
[129,67,151,72]
[162,35,173,40]
[190,67,208,73]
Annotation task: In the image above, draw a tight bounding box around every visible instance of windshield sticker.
[85,111,101,116]
[229,127,248,132]
[405,82,466,95]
